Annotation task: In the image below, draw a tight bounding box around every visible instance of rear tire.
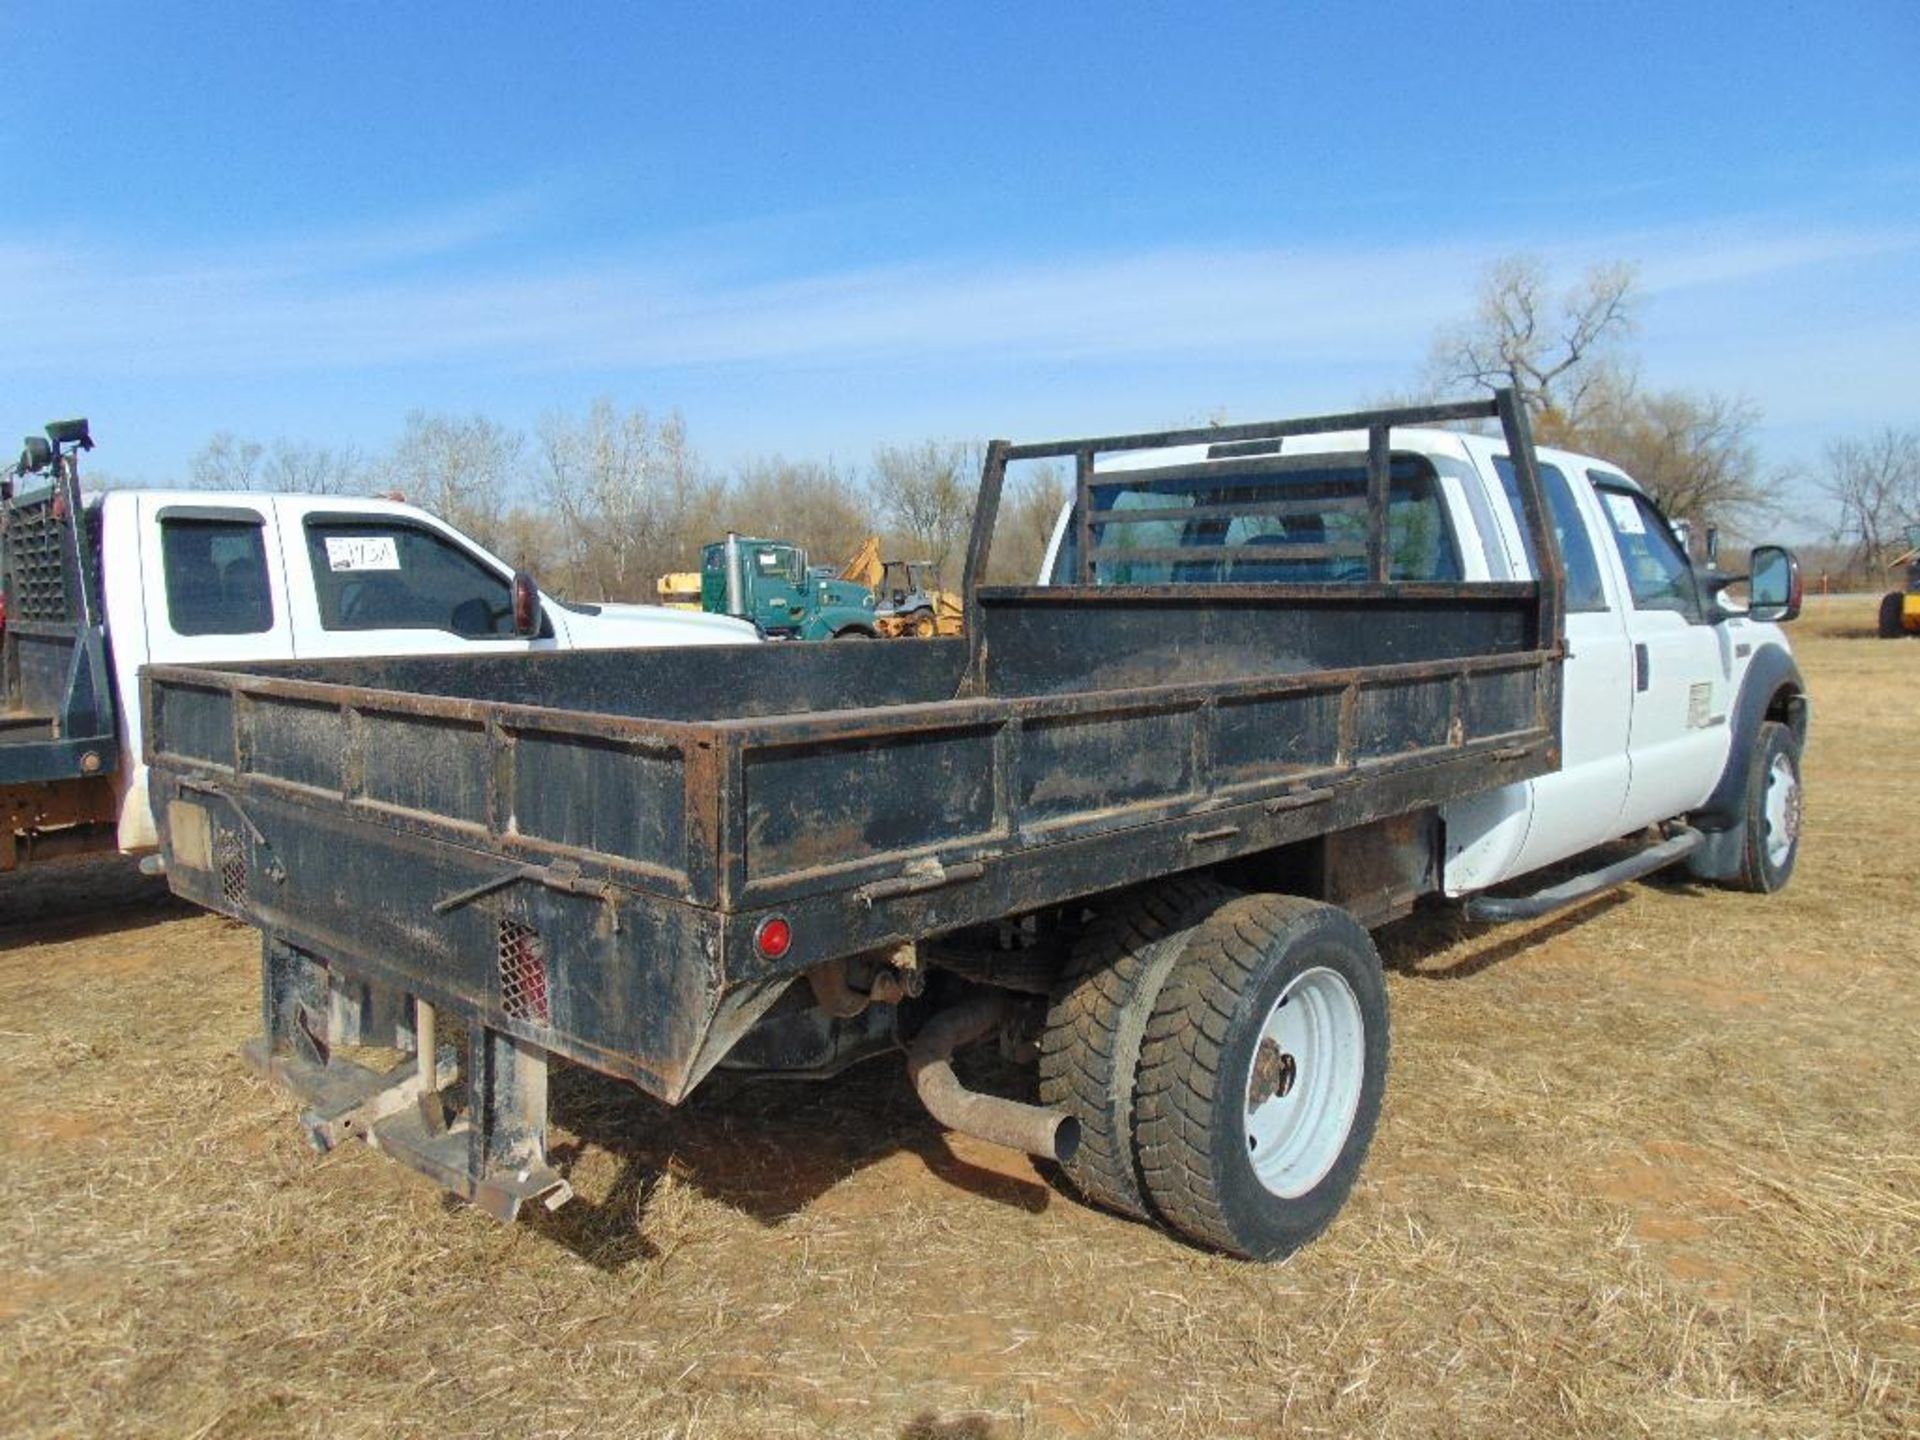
[1038,876,1240,1219]
[1134,894,1389,1259]
[1726,719,1802,893]
[1880,592,1905,639]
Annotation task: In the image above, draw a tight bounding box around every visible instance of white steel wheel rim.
[1242,965,1366,1198]
[1763,753,1800,868]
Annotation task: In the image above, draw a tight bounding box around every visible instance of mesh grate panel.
[4,494,74,622]
[497,917,550,1024]
[216,829,247,909]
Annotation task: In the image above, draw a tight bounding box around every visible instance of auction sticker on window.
[1602,492,1645,535]
[325,536,401,571]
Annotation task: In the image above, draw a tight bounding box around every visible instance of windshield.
[1049,454,1459,585]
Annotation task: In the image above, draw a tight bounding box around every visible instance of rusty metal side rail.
[706,647,1551,749]
[149,635,1556,918]
[144,664,722,902]
[723,647,1557,909]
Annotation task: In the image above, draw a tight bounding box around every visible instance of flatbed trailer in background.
[147,391,1572,1256]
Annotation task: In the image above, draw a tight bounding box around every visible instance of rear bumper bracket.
[246,936,573,1221]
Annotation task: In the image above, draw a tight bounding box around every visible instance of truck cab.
[699,535,880,640]
[3,444,758,869]
[1039,421,1806,895]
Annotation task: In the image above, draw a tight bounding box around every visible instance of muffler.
[905,995,1080,1163]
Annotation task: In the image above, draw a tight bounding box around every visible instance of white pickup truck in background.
[1,419,757,869]
[1041,422,1808,898]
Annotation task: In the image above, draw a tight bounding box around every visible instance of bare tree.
[1428,255,1636,425]
[190,432,369,496]
[989,462,1068,584]
[538,399,723,601]
[190,431,265,490]
[1563,382,1775,534]
[1818,428,1920,572]
[380,411,525,553]
[872,440,979,577]
[719,457,874,568]
[490,507,568,583]
[262,438,366,496]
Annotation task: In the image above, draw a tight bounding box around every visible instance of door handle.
[1634,643,1650,692]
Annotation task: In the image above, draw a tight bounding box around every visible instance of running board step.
[1463,826,1704,923]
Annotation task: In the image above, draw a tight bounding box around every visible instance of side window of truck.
[1589,479,1702,621]
[1490,459,1608,613]
[159,515,275,636]
[304,519,516,638]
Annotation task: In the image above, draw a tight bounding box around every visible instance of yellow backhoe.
[1879,532,1920,639]
[838,536,964,638]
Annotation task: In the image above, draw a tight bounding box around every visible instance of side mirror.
[1747,545,1801,624]
[510,570,542,637]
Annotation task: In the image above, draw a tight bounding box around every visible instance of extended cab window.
[1491,458,1608,613]
[1051,455,1460,585]
[305,519,519,637]
[160,515,274,636]
[1591,479,1702,620]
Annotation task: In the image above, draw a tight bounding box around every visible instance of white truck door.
[122,497,298,851]
[1504,461,1636,875]
[280,502,559,660]
[1587,474,1730,831]
[1465,456,1637,883]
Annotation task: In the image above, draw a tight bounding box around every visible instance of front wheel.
[1880,592,1906,639]
[1134,894,1389,1259]
[1727,720,1802,893]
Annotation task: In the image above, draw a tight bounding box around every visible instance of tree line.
[178,253,1918,601]
[187,407,1068,599]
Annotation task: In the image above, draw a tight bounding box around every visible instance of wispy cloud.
[1,202,1913,383]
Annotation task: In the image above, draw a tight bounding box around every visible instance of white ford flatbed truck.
[141,392,1807,1258]
[0,419,756,871]
[1040,418,1810,901]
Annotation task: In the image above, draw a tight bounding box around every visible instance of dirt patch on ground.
[0,597,1915,1437]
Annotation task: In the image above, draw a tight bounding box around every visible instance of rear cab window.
[1049,452,1461,586]
[303,517,537,638]
[159,513,274,636]
[1490,458,1610,613]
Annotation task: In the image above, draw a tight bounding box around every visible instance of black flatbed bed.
[146,394,1566,1113]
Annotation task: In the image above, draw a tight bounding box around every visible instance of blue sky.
[2,2,1915,516]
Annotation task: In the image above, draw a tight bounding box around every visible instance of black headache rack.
[143,390,1564,1219]
[2,422,117,789]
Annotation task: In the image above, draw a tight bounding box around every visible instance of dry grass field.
[2,596,1914,1439]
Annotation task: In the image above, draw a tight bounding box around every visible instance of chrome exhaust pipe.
[906,995,1080,1163]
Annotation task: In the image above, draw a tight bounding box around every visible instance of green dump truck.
[701,534,880,640]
